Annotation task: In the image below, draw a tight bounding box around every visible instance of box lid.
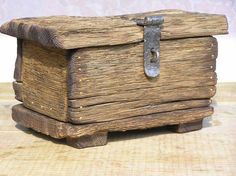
[0,10,228,49]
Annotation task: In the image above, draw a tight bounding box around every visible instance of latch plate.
[137,16,164,78]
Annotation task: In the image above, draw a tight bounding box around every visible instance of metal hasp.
[137,16,164,78]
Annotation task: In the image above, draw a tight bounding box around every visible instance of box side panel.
[21,40,68,121]
[68,37,217,124]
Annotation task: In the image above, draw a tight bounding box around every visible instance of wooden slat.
[69,74,217,108]
[0,10,228,49]
[69,98,212,123]
[67,37,217,123]
[12,104,213,139]
[21,40,69,121]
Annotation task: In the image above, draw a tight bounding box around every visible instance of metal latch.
[137,16,164,78]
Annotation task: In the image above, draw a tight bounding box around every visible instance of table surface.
[0,83,235,176]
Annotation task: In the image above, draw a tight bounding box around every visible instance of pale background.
[0,0,235,82]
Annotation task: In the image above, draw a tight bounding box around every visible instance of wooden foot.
[168,119,203,133]
[66,132,108,149]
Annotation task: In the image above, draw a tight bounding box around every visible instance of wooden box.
[0,10,228,148]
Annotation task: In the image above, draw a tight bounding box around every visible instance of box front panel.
[68,37,217,124]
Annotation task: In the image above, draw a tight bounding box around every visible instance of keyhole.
[150,48,159,63]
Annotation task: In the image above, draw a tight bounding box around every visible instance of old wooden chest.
[0,10,228,148]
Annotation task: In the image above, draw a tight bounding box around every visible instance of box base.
[12,104,212,149]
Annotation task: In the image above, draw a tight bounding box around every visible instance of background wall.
[0,0,235,82]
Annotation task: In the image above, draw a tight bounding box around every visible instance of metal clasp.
[137,16,164,78]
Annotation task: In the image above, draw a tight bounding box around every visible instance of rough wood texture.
[14,39,23,82]
[17,37,218,124]
[168,119,203,133]
[69,37,217,98]
[12,104,213,140]
[67,132,108,149]
[68,37,217,123]
[21,40,69,121]
[0,10,228,49]
[13,81,22,102]
[69,98,213,124]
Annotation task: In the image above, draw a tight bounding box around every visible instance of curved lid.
[0,10,228,49]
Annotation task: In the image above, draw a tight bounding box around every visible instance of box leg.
[66,132,108,149]
[168,119,203,133]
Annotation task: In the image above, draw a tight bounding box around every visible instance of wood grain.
[69,37,217,98]
[21,40,69,121]
[16,36,218,124]
[69,77,216,107]
[69,37,217,99]
[0,10,228,49]
[68,37,217,123]
[12,104,213,139]
[17,36,218,124]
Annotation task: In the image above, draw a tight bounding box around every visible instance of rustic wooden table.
[0,83,235,176]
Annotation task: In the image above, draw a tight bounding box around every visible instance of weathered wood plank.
[21,40,69,121]
[69,74,216,108]
[13,81,23,102]
[69,96,212,124]
[12,104,213,139]
[0,10,227,49]
[14,39,23,82]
